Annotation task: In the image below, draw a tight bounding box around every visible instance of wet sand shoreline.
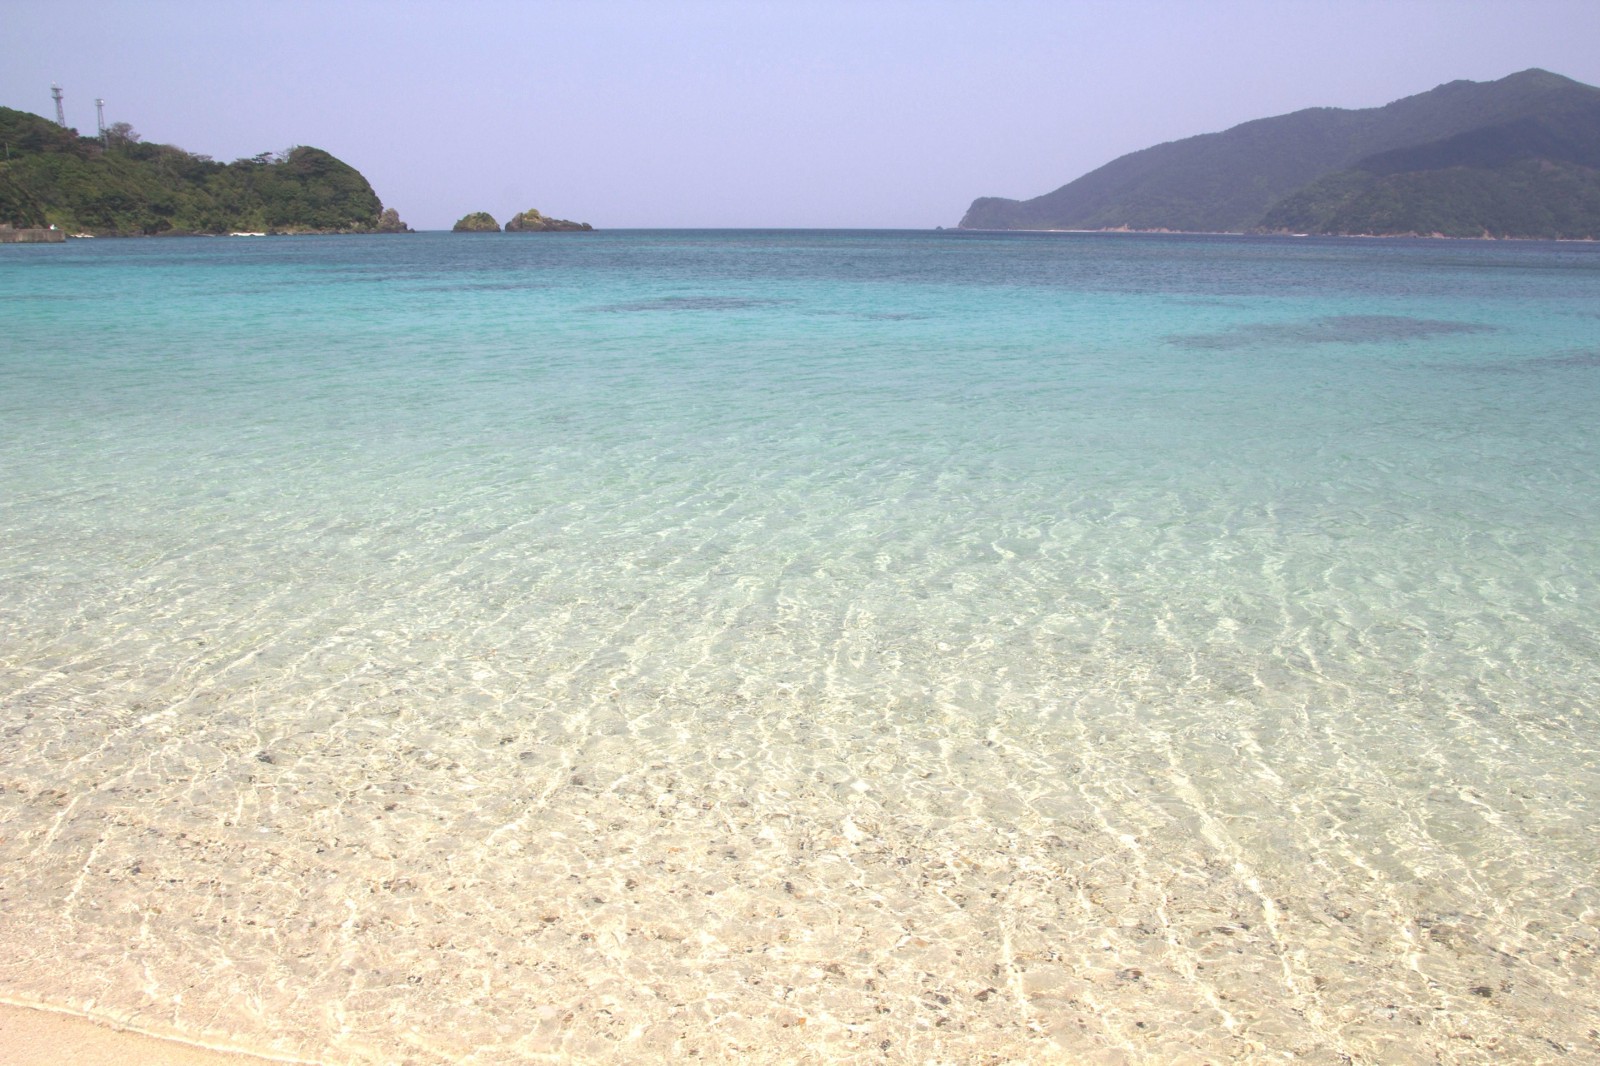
[0,1000,309,1066]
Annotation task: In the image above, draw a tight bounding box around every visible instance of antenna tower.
[52,84,65,126]
[96,99,106,143]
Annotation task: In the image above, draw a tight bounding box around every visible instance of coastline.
[0,1001,314,1066]
[950,224,1600,241]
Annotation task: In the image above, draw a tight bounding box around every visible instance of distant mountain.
[0,106,408,236]
[960,69,1600,239]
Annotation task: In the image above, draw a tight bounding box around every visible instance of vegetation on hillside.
[0,106,409,235]
[1262,158,1600,239]
[961,69,1600,239]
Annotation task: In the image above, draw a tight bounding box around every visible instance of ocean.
[2,230,1597,1064]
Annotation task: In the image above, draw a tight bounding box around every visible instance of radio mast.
[96,99,106,144]
[52,84,65,126]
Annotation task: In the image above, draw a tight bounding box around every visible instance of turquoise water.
[2,231,1598,1063]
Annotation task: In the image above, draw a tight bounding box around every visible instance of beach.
[0,1001,298,1065]
[2,230,1597,1063]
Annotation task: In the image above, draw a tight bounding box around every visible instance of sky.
[6,0,1600,231]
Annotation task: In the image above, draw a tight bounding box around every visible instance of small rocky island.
[452,212,501,232]
[505,208,592,232]
[452,208,594,232]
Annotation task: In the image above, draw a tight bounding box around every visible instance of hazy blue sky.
[6,1,1599,230]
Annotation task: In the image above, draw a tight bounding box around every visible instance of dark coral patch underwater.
[1168,314,1498,350]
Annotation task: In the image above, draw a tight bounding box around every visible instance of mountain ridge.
[960,69,1600,239]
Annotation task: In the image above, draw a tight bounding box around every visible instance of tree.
[105,121,140,147]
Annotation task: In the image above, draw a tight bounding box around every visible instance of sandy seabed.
[0,1001,295,1065]
[3,661,1597,1065]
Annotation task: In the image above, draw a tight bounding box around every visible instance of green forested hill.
[0,107,407,235]
[960,69,1600,239]
[1259,104,1600,238]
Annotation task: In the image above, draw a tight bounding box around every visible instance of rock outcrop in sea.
[505,208,593,232]
[374,208,410,233]
[452,212,500,232]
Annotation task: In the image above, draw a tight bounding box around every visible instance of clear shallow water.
[1,230,1598,1064]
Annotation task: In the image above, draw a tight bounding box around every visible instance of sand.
[0,1002,308,1066]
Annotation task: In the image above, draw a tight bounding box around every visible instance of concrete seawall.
[0,224,67,243]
